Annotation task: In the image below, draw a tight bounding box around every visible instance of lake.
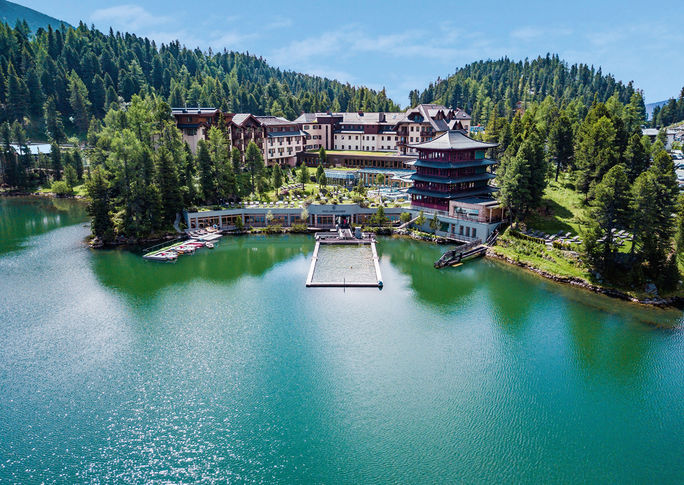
[0,196,682,483]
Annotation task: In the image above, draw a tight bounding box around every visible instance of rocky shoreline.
[486,249,683,308]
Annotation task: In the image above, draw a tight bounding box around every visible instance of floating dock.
[142,232,222,262]
[306,229,383,288]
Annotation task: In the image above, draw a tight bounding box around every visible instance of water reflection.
[565,303,653,381]
[0,197,88,255]
[379,238,480,310]
[90,235,313,298]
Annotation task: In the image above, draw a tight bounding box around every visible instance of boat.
[143,250,178,262]
[206,242,214,249]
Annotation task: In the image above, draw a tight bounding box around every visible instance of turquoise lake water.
[0,197,683,483]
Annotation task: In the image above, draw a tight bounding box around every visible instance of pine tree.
[299,164,309,186]
[272,163,283,190]
[25,67,44,117]
[50,142,62,180]
[623,132,650,183]
[5,63,29,121]
[583,164,632,272]
[316,163,324,183]
[64,164,78,188]
[196,140,215,203]
[44,97,66,143]
[71,150,84,180]
[68,71,91,132]
[155,147,183,226]
[245,140,264,193]
[548,111,573,180]
[85,166,114,241]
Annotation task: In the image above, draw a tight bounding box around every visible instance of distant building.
[173,104,472,169]
[255,116,307,166]
[171,108,224,153]
[293,104,471,156]
[642,128,676,150]
[172,109,305,166]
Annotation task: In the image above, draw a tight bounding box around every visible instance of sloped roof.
[171,107,220,115]
[409,130,498,150]
[293,113,318,123]
[231,113,257,126]
[255,115,299,127]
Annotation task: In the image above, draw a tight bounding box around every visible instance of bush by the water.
[51,181,73,197]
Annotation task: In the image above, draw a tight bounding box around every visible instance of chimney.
[358,110,363,116]
[379,112,386,122]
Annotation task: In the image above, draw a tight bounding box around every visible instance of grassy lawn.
[525,178,586,236]
[491,230,591,281]
[37,183,87,197]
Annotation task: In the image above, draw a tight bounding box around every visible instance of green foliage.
[574,106,621,193]
[416,210,426,226]
[245,141,264,192]
[0,22,399,134]
[429,213,439,232]
[51,179,73,196]
[371,205,387,226]
[299,164,309,185]
[415,55,639,124]
[583,165,632,272]
[50,141,61,180]
[400,212,411,223]
[650,88,684,127]
[290,223,309,233]
[63,164,78,188]
[84,95,192,239]
[498,129,547,222]
[548,111,573,180]
[272,163,283,189]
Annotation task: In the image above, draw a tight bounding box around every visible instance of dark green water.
[1,197,683,483]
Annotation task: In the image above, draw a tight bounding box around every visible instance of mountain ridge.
[0,0,71,32]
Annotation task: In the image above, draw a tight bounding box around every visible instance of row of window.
[336,135,399,141]
[334,145,395,151]
[415,181,479,192]
[268,137,302,145]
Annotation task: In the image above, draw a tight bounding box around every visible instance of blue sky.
[22,0,683,107]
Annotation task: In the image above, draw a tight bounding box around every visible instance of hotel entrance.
[336,215,351,228]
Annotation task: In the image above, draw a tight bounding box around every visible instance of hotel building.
[407,130,497,212]
[172,109,306,167]
[294,104,471,155]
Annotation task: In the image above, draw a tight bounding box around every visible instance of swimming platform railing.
[306,230,383,288]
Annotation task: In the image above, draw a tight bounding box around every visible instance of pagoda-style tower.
[406,131,498,211]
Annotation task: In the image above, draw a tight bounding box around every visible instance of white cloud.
[265,17,293,30]
[90,5,171,31]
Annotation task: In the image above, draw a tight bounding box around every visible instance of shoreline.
[7,191,675,309]
[485,249,683,309]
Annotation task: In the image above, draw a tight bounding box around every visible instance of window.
[472,228,477,238]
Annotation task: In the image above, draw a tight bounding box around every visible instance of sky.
[20,0,683,107]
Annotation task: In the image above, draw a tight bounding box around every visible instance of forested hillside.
[0,0,70,32]
[410,55,641,124]
[650,88,684,128]
[0,21,399,140]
